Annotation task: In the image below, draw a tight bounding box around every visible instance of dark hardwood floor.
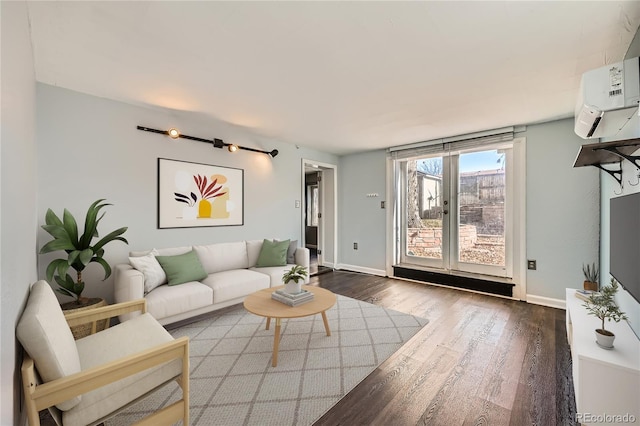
[310,270,577,426]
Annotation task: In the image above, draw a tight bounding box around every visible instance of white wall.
[338,150,387,275]
[1,2,38,425]
[524,118,600,301]
[36,84,338,303]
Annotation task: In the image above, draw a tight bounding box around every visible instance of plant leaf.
[174,192,190,200]
[175,198,189,205]
[92,257,112,280]
[45,258,67,282]
[55,287,74,298]
[62,209,79,246]
[92,227,128,252]
[44,208,63,226]
[78,248,94,266]
[190,192,197,202]
[40,238,75,253]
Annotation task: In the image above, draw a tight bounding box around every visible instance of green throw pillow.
[256,239,290,267]
[155,250,207,286]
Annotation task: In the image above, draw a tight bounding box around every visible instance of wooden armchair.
[17,281,189,426]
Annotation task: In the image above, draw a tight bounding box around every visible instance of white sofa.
[114,239,309,325]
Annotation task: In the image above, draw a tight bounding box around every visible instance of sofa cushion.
[128,249,166,293]
[145,282,213,320]
[201,270,270,304]
[275,239,298,264]
[156,250,207,286]
[16,281,82,411]
[246,239,264,268]
[66,313,182,426]
[256,239,289,267]
[193,241,249,274]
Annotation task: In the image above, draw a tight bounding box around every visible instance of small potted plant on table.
[583,278,628,349]
[282,265,308,294]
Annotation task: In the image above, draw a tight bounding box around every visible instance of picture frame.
[157,158,244,228]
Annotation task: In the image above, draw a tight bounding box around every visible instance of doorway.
[391,138,526,299]
[302,160,337,276]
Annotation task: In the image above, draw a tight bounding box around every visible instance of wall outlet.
[381,201,385,209]
[353,242,358,250]
[295,200,300,208]
[527,260,537,270]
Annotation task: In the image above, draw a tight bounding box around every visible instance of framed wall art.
[158,158,244,228]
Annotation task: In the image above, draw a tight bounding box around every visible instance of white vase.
[284,281,302,294]
[595,329,615,349]
[182,206,197,220]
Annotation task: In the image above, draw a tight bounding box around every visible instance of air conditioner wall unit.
[574,57,640,139]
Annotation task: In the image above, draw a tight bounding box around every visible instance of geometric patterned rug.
[105,295,428,426]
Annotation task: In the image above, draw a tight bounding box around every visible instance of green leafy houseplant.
[283,265,308,284]
[282,265,308,294]
[583,278,628,348]
[40,199,128,303]
[582,262,599,291]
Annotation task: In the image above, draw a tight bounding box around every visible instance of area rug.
[105,294,428,426]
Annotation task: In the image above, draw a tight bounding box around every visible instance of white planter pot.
[284,281,302,294]
[595,329,615,349]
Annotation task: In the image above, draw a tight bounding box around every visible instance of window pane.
[458,150,505,267]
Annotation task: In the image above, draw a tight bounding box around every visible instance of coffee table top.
[244,285,336,319]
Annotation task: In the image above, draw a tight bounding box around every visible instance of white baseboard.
[335,264,386,277]
[320,261,335,269]
[526,294,566,310]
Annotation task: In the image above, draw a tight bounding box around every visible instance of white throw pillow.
[129,249,166,293]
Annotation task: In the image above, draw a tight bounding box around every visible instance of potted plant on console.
[582,262,599,291]
[282,265,308,294]
[583,278,628,349]
[39,199,128,338]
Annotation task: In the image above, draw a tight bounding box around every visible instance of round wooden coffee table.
[243,285,337,367]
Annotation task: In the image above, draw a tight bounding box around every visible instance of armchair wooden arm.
[22,336,189,426]
[64,299,147,334]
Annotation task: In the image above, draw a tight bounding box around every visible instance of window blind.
[388,126,515,160]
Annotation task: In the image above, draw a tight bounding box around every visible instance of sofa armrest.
[294,247,310,268]
[294,247,311,283]
[114,264,145,322]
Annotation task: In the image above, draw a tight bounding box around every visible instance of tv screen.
[610,192,640,303]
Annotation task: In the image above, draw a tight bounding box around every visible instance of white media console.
[565,288,640,425]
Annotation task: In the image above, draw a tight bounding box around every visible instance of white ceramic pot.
[284,281,302,294]
[595,329,615,349]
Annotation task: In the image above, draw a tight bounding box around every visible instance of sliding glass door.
[400,145,513,278]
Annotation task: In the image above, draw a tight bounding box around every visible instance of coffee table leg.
[321,311,331,336]
[266,317,271,330]
[272,318,281,367]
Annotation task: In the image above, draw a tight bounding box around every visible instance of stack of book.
[575,289,598,302]
[271,289,314,306]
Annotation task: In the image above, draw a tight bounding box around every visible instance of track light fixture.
[136,126,278,158]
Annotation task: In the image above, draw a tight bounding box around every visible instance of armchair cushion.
[65,313,182,426]
[16,281,82,411]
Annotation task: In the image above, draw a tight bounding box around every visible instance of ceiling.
[26,1,640,155]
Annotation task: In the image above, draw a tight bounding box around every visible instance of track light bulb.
[168,128,180,139]
[228,144,238,153]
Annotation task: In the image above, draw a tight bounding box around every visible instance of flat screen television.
[610,191,640,303]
